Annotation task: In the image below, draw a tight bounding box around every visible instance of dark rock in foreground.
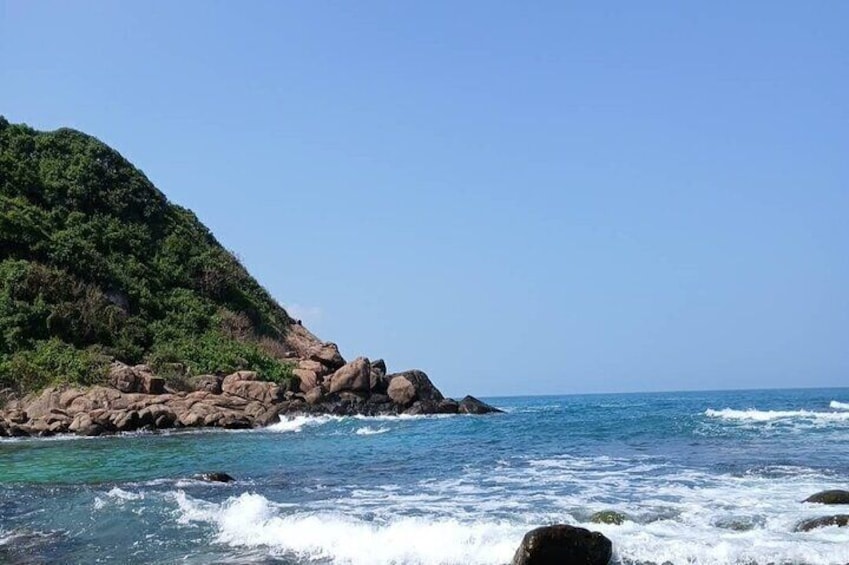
[512,524,612,565]
[803,490,849,505]
[795,514,849,532]
[194,472,235,483]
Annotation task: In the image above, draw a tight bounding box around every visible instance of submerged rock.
[512,524,612,565]
[803,490,849,505]
[194,472,235,483]
[795,514,849,532]
[590,510,628,525]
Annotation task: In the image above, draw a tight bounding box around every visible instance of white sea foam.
[266,414,342,433]
[167,450,849,565]
[829,400,849,410]
[705,408,849,422]
[173,491,522,565]
[355,426,389,436]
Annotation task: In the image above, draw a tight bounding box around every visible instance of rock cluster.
[0,348,500,437]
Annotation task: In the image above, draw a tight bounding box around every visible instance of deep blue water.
[2,388,849,564]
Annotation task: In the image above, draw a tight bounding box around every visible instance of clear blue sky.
[1,1,847,396]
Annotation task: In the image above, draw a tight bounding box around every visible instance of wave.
[265,414,342,433]
[355,426,389,436]
[830,400,849,410]
[173,491,521,565]
[169,484,849,565]
[704,408,849,422]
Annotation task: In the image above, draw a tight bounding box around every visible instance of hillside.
[0,117,308,393]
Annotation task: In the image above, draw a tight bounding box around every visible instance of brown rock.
[329,357,371,394]
[304,387,324,405]
[21,387,64,420]
[387,376,416,407]
[222,371,258,387]
[387,370,444,405]
[309,342,345,370]
[222,379,282,405]
[293,368,319,393]
[190,375,223,394]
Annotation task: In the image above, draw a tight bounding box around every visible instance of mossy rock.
[795,514,849,532]
[590,510,628,525]
[803,490,849,505]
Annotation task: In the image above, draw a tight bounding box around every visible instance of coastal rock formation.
[0,358,502,437]
[803,490,849,504]
[512,524,612,565]
[794,515,849,532]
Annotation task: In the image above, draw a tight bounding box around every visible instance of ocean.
[2,387,848,564]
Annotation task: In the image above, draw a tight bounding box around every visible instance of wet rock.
[458,395,502,414]
[795,515,849,532]
[512,524,612,565]
[436,399,460,414]
[194,472,236,483]
[590,510,628,525]
[328,357,371,394]
[804,490,849,505]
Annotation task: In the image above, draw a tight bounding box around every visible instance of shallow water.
[2,388,849,564]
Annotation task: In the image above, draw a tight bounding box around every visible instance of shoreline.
[0,357,500,438]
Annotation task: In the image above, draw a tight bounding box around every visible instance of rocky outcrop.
[512,525,612,565]
[794,515,849,532]
[0,357,501,437]
[804,490,849,505]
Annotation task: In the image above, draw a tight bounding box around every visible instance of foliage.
[0,117,295,393]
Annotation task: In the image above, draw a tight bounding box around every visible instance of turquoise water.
[2,388,849,564]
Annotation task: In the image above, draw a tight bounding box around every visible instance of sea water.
[2,388,849,564]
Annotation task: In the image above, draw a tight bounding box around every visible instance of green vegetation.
[0,117,294,393]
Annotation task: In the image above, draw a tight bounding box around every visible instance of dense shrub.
[0,117,295,392]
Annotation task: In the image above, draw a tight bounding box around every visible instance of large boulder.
[190,375,223,395]
[293,368,319,393]
[512,525,612,565]
[329,357,371,394]
[309,342,345,371]
[795,515,849,532]
[221,372,282,405]
[386,370,443,407]
[458,395,502,414]
[387,375,416,407]
[108,363,164,394]
[804,490,849,505]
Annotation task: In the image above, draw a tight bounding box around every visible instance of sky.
[1,1,847,397]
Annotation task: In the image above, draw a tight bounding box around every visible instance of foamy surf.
[704,408,849,422]
[355,426,389,435]
[173,491,522,565]
[266,414,343,433]
[829,400,849,410]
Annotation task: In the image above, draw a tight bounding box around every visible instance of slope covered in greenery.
[0,117,294,393]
